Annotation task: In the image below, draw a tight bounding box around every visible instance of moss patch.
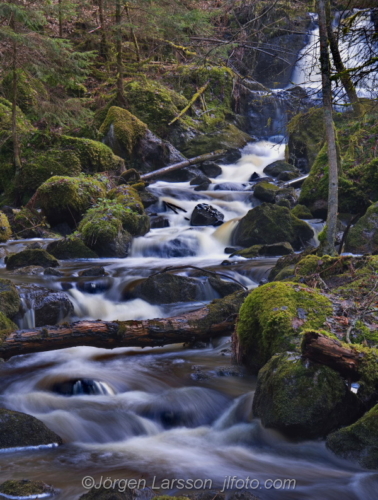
[0,278,21,318]
[46,236,98,260]
[0,211,11,243]
[6,249,59,271]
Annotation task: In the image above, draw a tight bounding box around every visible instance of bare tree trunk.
[318,0,338,256]
[0,291,247,361]
[115,0,125,104]
[125,3,140,62]
[10,20,22,175]
[58,0,63,37]
[325,0,362,116]
[98,0,108,58]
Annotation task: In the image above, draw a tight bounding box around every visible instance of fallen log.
[301,330,376,381]
[0,290,248,361]
[140,149,226,181]
[168,81,209,126]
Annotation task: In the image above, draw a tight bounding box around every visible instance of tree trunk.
[11,30,22,175]
[0,291,247,361]
[125,3,140,62]
[98,0,108,58]
[140,150,227,181]
[115,0,125,104]
[58,0,63,37]
[325,1,362,116]
[317,0,338,256]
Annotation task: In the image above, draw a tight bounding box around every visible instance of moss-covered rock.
[291,204,313,219]
[0,311,17,332]
[132,273,199,304]
[37,176,106,227]
[79,486,133,499]
[107,185,145,215]
[47,236,98,260]
[0,278,21,318]
[253,352,362,439]
[0,480,55,498]
[233,242,294,258]
[345,203,378,254]
[0,97,35,145]
[0,408,63,449]
[264,160,300,178]
[233,203,314,250]
[327,404,378,468]
[6,249,59,271]
[1,70,48,114]
[0,211,11,242]
[237,281,332,371]
[10,207,51,239]
[253,181,279,203]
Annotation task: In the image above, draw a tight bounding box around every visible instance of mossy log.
[140,150,226,181]
[0,290,247,360]
[168,81,209,126]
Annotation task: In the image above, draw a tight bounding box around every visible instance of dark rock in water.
[277,170,300,181]
[190,203,224,226]
[190,174,210,186]
[52,378,115,396]
[199,160,222,178]
[264,160,300,178]
[141,236,197,258]
[254,181,279,203]
[275,187,298,208]
[47,237,98,260]
[159,166,202,182]
[234,242,294,258]
[194,181,211,191]
[233,203,314,250]
[214,182,247,191]
[51,222,73,236]
[0,408,63,449]
[208,275,243,296]
[77,279,112,295]
[259,278,268,286]
[221,260,233,266]
[26,242,42,250]
[61,282,73,291]
[150,215,170,229]
[133,273,199,304]
[224,246,238,254]
[79,266,107,277]
[44,267,65,277]
[138,189,159,208]
[0,480,55,499]
[118,168,140,185]
[253,353,363,440]
[16,285,74,326]
[249,175,274,184]
[250,172,260,180]
[6,249,59,270]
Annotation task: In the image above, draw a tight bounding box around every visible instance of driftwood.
[140,150,226,181]
[0,291,248,361]
[301,330,369,381]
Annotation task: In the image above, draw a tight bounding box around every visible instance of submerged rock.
[6,249,59,271]
[327,404,378,469]
[233,203,314,250]
[253,352,362,439]
[0,408,63,449]
[190,203,224,226]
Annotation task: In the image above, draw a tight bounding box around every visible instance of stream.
[0,11,378,500]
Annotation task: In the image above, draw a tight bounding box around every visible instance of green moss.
[274,265,296,280]
[1,70,48,114]
[37,176,106,227]
[107,185,144,214]
[345,202,378,254]
[0,211,11,242]
[0,97,35,146]
[11,207,50,239]
[0,278,21,318]
[46,235,98,260]
[327,404,378,468]
[0,480,54,497]
[291,204,313,219]
[254,181,280,203]
[99,106,147,160]
[237,281,333,371]
[6,249,59,271]
[0,311,17,342]
[253,351,361,439]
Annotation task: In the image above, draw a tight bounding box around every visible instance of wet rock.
[0,278,21,318]
[214,182,247,191]
[150,216,170,229]
[250,172,260,181]
[291,204,313,219]
[208,275,244,296]
[224,246,238,254]
[138,189,159,209]
[0,408,63,449]
[233,203,314,250]
[253,353,363,440]
[277,170,300,181]
[233,242,294,258]
[345,203,378,254]
[26,242,42,250]
[12,265,45,275]
[77,279,112,295]
[0,480,56,499]
[327,404,378,469]
[199,160,222,178]
[190,203,224,226]
[16,285,74,327]
[6,249,59,270]
[253,181,279,203]
[44,267,65,277]
[194,181,211,191]
[140,236,197,258]
[190,174,211,186]
[275,187,298,208]
[118,168,141,184]
[47,237,98,260]
[79,266,107,277]
[263,160,300,178]
[250,175,274,184]
[133,273,199,304]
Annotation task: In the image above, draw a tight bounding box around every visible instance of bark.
[301,330,361,380]
[140,150,227,181]
[325,1,362,116]
[317,0,338,256]
[10,17,22,175]
[58,0,63,38]
[98,0,108,58]
[115,0,125,104]
[125,3,140,62]
[0,291,248,361]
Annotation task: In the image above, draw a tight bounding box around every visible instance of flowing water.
[1,13,377,498]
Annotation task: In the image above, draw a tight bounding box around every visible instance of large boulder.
[37,176,106,227]
[253,352,362,439]
[47,236,98,260]
[327,404,378,469]
[0,210,11,243]
[236,282,333,372]
[190,203,224,226]
[263,160,300,178]
[131,273,199,304]
[232,203,314,250]
[0,408,63,449]
[99,107,185,174]
[0,278,20,318]
[345,203,378,254]
[6,249,59,271]
[253,182,279,203]
[233,242,294,258]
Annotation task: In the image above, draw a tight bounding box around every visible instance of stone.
[79,267,107,277]
[0,278,21,318]
[253,182,279,203]
[5,249,59,271]
[199,161,222,178]
[47,237,98,260]
[190,203,224,226]
[263,160,300,177]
